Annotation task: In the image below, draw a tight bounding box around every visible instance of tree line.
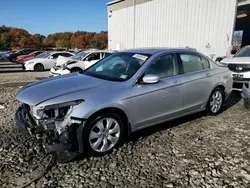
[0,25,108,51]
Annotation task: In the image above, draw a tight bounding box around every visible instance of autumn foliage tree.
[0,25,108,50]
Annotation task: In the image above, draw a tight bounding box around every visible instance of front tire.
[83,113,125,156]
[34,63,44,72]
[206,87,224,115]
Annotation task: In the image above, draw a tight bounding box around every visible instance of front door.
[131,53,184,129]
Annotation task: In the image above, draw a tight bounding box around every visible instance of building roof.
[106,0,124,6]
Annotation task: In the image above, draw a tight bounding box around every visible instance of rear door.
[178,53,213,113]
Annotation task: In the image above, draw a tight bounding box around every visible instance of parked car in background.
[15,48,232,159]
[50,50,113,76]
[0,51,15,57]
[6,48,37,62]
[24,51,74,71]
[0,54,8,62]
[16,51,43,63]
[221,46,250,84]
[215,49,238,63]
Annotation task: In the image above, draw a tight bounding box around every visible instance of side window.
[180,54,204,74]
[35,51,42,56]
[201,57,210,69]
[61,53,72,57]
[144,54,178,79]
[104,53,112,58]
[27,49,35,54]
[52,53,60,59]
[87,53,101,61]
[19,50,25,55]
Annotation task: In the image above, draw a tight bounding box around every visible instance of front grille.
[233,77,250,81]
[228,64,250,73]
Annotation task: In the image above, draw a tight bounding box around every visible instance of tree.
[32,34,45,48]
[0,25,108,50]
[43,35,56,47]
[55,39,64,48]
[9,28,31,48]
[92,32,108,49]
[0,32,11,50]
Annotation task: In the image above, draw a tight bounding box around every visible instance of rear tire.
[83,112,125,156]
[34,63,44,72]
[206,87,224,115]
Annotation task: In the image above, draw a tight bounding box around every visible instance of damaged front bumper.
[15,105,86,154]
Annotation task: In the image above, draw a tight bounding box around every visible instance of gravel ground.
[0,71,250,188]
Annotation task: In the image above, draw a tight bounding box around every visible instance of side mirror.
[48,56,53,59]
[142,74,160,84]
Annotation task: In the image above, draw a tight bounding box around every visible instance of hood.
[221,57,250,64]
[55,56,72,66]
[16,73,107,106]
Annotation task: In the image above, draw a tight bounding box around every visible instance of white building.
[107,0,250,58]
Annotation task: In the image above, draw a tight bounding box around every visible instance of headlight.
[33,99,84,120]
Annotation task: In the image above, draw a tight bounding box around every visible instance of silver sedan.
[15,48,233,159]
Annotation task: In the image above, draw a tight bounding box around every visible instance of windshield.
[85,52,151,81]
[36,52,51,58]
[234,46,250,57]
[71,51,88,60]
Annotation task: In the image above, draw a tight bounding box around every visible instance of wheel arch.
[86,107,131,137]
[34,63,44,71]
[212,83,226,97]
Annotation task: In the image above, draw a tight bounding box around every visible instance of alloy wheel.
[210,90,223,113]
[89,118,121,152]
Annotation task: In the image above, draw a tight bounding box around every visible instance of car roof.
[86,50,115,53]
[49,51,73,55]
[121,47,197,55]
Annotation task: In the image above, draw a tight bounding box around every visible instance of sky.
[0,0,111,36]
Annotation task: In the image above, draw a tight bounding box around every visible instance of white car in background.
[221,46,250,84]
[50,50,113,76]
[24,51,74,71]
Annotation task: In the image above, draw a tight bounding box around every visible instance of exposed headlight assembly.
[33,99,84,120]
